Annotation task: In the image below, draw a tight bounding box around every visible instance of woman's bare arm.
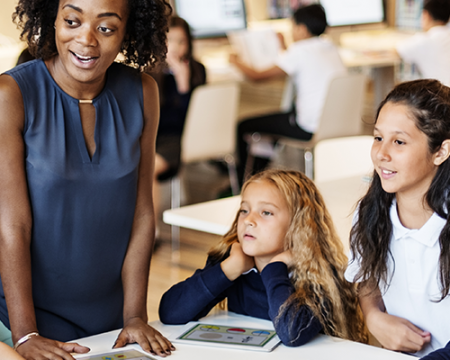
[113,73,174,357]
[0,74,36,343]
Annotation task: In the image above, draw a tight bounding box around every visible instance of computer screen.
[320,0,385,27]
[174,0,247,38]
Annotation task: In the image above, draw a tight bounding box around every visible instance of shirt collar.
[390,198,445,247]
[242,268,258,275]
[428,25,449,34]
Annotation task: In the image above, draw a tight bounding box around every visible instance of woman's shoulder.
[0,73,25,130]
[4,59,46,87]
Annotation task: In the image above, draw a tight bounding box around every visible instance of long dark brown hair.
[209,169,367,343]
[350,79,450,301]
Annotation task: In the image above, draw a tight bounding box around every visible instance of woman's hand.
[166,52,190,94]
[269,249,294,268]
[16,335,89,360]
[220,242,255,281]
[113,317,175,357]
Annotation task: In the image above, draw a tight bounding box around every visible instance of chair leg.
[170,176,181,261]
[224,154,240,195]
[304,149,313,179]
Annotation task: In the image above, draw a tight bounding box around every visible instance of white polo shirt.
[345,199,450,358]
[275,36,347,133]
[396,26,450,86]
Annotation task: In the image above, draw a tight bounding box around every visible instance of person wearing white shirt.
[345,79,450,360]
[229,4,346,183]
[396,0,450,86]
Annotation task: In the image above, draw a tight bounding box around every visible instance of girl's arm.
[261,261,322,347]
[0,75,90,360]
[158,258,233,324]
[159,242,254,324]
[420,341,450,360]
[0,342,25,360]
[229,54,286,81]
[359,281,430,353]
[113,73,173,357]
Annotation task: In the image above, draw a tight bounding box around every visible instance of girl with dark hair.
[147,16,206,224]
[346,79,450,359]
[159,169,367,347]
[0,0,175,358]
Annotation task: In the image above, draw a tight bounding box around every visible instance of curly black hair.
[13,0,172,71]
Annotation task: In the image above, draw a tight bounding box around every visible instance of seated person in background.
[229,4,346,182]
[147,16,206,224]
[159,169,368,347]
[396,0,450,86]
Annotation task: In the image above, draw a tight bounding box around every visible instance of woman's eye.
[98,26,113,34]
[374,136,382,142]
[65,19,78,26]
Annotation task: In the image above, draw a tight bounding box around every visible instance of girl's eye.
[239,209,248,215]
[262,211,273,216]
[395,139,405,145]
[374,136,382,142]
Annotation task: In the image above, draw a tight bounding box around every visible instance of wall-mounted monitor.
[320,0,385,27]
[174,0,247,38]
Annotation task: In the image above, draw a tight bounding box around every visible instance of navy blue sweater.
[158,258,322,346]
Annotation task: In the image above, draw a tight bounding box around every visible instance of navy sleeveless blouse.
[0,60,144,341]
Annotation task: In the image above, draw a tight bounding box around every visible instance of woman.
[0,0,174,358]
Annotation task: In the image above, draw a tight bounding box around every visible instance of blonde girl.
[159,169,367,346]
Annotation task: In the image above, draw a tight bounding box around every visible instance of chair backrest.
[314,135,374,183]
[313,73,367,143]
[181,82,240,163]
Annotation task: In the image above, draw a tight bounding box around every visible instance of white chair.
[278,73,367,179]
[313,135,374,183]
[246,73,367,179]
[169,82,241,256]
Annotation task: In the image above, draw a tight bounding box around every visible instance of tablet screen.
[178,323,277,347]
[76,349,155,360]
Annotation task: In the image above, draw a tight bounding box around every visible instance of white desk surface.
[163,175,369,251]
[73,311,414,360]
[163,195,241,236]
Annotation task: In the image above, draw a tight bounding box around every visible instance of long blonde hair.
[209,169,367,343]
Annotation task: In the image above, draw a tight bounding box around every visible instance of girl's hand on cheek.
[220,242,255,281]
[269,250,294,267]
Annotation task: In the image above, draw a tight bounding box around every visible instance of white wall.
[0,0,21,41]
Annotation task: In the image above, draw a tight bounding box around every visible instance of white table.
[163,175,370,252]
[73,311,414,360]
